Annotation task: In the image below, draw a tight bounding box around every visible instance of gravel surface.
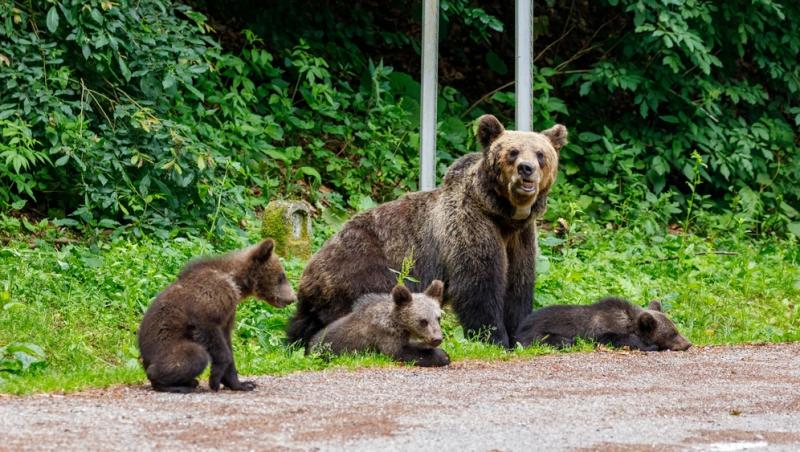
[2,343,800,451]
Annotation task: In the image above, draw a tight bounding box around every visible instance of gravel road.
[2,343,799,451]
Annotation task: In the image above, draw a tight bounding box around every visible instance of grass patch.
[1,222,798,394]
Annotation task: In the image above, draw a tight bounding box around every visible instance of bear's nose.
[429,338,442,347]
[517,162,534,178]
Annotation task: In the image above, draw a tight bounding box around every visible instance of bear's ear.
[637,312,657,335]
[476,115,505,150]
[391,284,412,307]
[251,238,275,264]
[424,279,444,302]
[541,124,568,152]
[647,300,663,312]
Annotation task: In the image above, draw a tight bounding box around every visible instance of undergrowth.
[1,214,797,395]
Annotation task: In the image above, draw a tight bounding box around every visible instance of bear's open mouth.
[518,181,537,193]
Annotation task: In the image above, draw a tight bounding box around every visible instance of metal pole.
[515,0,533,131]
[419,0,439,191]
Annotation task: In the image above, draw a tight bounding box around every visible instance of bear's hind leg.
[541,333,576,348]
[146,341,209,393]
[220,315,256,391]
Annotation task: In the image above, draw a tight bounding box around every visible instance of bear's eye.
[277,273,287,283]
[536,150,545,166]
[419,319,429,328]
[508,149,520,159]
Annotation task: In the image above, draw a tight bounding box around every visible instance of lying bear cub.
[309,281,451,367]
[516,297,692,351]
[138,239,296,393]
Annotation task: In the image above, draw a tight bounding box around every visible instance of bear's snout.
[429,337,442,347]
[517,161,535,178]
[672,337,692,351]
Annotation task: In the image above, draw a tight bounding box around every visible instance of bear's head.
[477,114,567,220]
[391,280,445,348]
[635,301,692,351]
[246,239,297,308]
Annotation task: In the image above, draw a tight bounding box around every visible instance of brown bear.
[515,297,692,351]
[308,280,450,367]
[288,115,567,348]
[137,239,296,393]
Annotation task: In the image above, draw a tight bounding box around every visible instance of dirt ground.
[1,343,799,451]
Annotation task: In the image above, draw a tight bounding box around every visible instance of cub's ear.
[541,124,568,152]
[647,300,663,312]
[391,284,412,307]
[637,312,657,335]
[251,239,275,263]
[476,114,505,150]
[424,280,444,302]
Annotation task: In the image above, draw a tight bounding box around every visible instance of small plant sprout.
[389,247,419,286]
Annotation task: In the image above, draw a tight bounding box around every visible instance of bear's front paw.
[208,377,222,391]
[415,348,451,367]
[228,380,257,391]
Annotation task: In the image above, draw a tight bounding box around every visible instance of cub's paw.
[414,348,451,367]
[228,380,257,391]
[208,378,222,391]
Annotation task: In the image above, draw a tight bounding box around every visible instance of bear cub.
[516,297,691,351]
[309,280,450,367]
[138,239,296,393]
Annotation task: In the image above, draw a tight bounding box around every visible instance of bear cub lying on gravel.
[138,239,296,393]
[516,297,692,351]
[309,281,450,367]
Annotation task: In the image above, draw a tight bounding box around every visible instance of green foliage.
[1,0,799,239]
[554,0,800,235]
[0,0,427,236]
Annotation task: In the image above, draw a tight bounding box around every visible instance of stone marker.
[261,200,312,260]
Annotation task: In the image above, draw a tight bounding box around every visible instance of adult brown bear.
[288,115,566,348]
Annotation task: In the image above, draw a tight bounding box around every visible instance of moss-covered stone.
[262,200,312,260]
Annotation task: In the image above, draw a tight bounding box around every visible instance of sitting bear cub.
[138,239,296,393]
[309,280,450,367]
[516,297,691,351]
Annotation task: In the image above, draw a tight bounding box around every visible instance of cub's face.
[250,239,297,308]
[636,301,692,351]
[392,280,445,348]
[476,115,567,218]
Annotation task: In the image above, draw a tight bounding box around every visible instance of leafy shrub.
[0,0,433,237]
[2,0,799,238]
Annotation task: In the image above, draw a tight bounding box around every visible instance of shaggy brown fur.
[516,297,692,351]
[308,281,449,367]
[288,115,567,348]
[137,239,296,393]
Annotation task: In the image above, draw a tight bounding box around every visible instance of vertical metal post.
[515,0,533,131]
[419,0,439,191]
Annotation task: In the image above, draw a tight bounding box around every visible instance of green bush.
[1,0,798,238]
[0,0,428,237]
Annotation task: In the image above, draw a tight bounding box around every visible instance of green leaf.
[788,223,800,239]
[162,73,176,90]
[264,149,288,161]
[118,56,131,82]
[54,155,69,167]
[298,166,321,182]
[90,8,104,25]
[578,132,602,143]
[46,6,59,33]
[485,51,508,75]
